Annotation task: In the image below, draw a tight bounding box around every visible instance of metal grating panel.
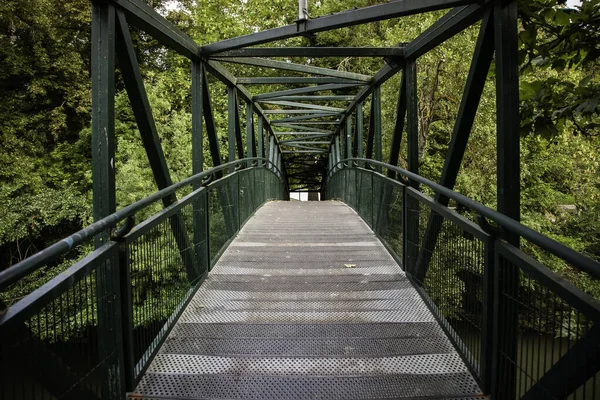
[178,309,436,324]
[185,297,433,311]
[133,201,482,399]
[191,288,420,301]
[200,280,414,292]
[208,265,401,276]
[170,322,445,339]
[147,353,469,375]
[133,373,482,399]
[159,336,456,357]
[204,273,406,283]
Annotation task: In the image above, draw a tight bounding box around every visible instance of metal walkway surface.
[132,201,484,400]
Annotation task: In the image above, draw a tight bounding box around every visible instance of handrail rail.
[0,158,285,290]
[327,158,600,278]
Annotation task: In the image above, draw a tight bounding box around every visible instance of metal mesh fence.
[327,164,600,399]
[495,242,600,400]
[0,244,123,400]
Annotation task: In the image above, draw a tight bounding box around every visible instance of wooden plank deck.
[131,201,483,399]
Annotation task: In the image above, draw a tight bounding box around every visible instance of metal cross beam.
[268,95,356,102]
[271,114,341,124]
[109,0,199,59]
[263,109,340,115]
[213,47,405,58]
[341,4,489,124]
[237,77,362,85]
[215,57,371,81]
[253,83,364,101]
[200,0,478,54]
[257,100,345,112]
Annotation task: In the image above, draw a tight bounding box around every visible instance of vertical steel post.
[405,58,420,276]
[91,2,116,244]
[269,134,275,172]
[492,2,520,399]
[227,86,236,172]
[298,0,308,20]
[192,62,204,178]
[257,115,264,160]
[373,85,382,171]
[335,135,341,170]
[91,4,122,398]
[246,102,254,167]
[388,68,407,178]
[346,116,353,160]
[356,103,364,166]
[192,61,209,273]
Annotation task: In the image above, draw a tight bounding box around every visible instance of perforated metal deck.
[131,201,484,399]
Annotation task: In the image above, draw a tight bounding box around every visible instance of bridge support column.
[404,58,420,277]
[491,2,520,399]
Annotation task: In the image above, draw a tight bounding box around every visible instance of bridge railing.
[0,158,287,400]
[326,159,600,400]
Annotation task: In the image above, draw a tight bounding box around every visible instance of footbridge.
[0,1,599,399]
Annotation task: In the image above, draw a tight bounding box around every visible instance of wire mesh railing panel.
[495,242,600,400]
[0,244,122,400]
[405,188,491,379]
[371,174,404,263]
[239,169,256,226]
[356,169,373,227]
[123,195,203,382]
[209,178,239,265]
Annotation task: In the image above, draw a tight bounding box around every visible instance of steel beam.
[202,70,222,171]
[257,115,264,158]
[201,0,476,54]
[404,3,488,59]
[116,12,201,284]
[274,121,340,126]
[271,114,340,124]
[92,2,116,241]
[406,60,419,185]
[388,68,407,176]
[281,141,331,145]
[227,86,236,170]
[257,100,344,112]
[366,96,376,160]
[109,0,199,59]
[215,57,371,81]
[246,102,254,166]
[263,109,340,115]
[274,124,333,133]
[212,47,405,58]
[254,83,363,101]
[234,91,244,160]
[494,1,520,235]
[204,60,286,161]
[265,95,356,102]
[191,61,203,177]
[237,77,362,85]
[354,103,363,160]
[346,116,353,159]
[342,4,486,125]
[492,3,520,399]
[404,58,420,280]
[412,10,494,294]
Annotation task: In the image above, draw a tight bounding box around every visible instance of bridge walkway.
[131,201,484,399]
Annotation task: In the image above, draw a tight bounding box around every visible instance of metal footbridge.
[0,1,599,400]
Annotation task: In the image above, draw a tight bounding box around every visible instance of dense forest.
[0,0,598,297]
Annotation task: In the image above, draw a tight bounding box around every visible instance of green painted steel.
[325,159,600,400]
[4,1,598,399]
